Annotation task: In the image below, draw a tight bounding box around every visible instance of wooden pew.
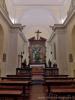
[45,74,68,77]
[44,77,75,100]
[45,78,75,97]
[0,90,22,100]
[0,80,31,100]
[1,76,31,81]
[50,86,75,99]
[45,78,75,86]
[7,74,31,77]
[1,77,31,97]
[0,80,23,100]
[44,76,74,80]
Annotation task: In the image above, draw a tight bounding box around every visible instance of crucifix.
[35,30,42,40]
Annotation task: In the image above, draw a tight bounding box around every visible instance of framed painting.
[29,37,46,64]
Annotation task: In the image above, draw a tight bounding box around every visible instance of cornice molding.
[0,5,27,42]
[0,5,12,27]
[11,24,27,42]
[49,7,75,42]
[64,8,75,26]
[54,8,75,31]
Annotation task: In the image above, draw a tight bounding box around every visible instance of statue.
[53,63,57,68]
[22,59,27,69]
[48,59,52,67]
[32,47,40,63]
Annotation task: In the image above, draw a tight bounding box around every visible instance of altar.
[31,64,44,82]
[30,64,45,75]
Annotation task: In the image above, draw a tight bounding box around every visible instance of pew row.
[1,76,31,81]
[44,76,75,80]
[0,90,22,100]
[0,80,31,100]
[45,78,75,100]
[7,74,31,77]
[50,86,75,99]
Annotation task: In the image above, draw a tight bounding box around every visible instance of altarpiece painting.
[29,37,46,64]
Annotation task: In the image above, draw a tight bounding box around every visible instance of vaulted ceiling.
[5,0,71,40]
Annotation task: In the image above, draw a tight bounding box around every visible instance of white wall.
[17,33,28,67]
[0,11,11,76]
[66,14,75,76]
[48,33,57,66]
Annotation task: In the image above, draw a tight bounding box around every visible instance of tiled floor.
[30,66,46,100]
[30,85,46,100]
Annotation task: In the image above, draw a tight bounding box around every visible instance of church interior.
[1,0,75,100]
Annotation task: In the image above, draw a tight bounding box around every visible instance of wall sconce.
[3,53,6,62]
[51,51,52,54]
[69,53,73,62]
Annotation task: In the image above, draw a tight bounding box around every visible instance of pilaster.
[7,24,24,75]
[55,27,68,75]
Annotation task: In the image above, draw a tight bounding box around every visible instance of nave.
[1,0,75,100]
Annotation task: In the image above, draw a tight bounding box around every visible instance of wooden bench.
[7,74,31,77]
[44,78,75,99]
[50,86,75,99]
[46,96,72,100]
[44,76,74,80]
[1,76,31,81]
[0,80,31,100]
[45,79,74,86]
[44,74,68,78]
[45,79,75,97]
[0,90,22,100]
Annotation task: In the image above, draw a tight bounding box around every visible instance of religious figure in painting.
[28,34,46,64]
[32,46,41,63]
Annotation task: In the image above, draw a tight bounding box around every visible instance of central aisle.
[30,65,46,100]
[30,85,46,100]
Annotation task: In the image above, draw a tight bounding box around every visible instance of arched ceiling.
[5,0,71,40]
